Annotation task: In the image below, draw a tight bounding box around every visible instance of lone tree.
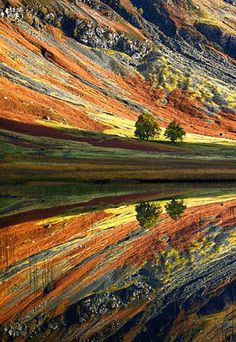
[164,119,186,143]
[165,199,187,221]
[135,113,161,141]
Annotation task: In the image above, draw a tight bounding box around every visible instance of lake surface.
[0,183,236,342]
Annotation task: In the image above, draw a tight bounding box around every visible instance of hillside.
[0,0,235,181]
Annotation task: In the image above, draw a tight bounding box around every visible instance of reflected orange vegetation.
[0,197,235,327]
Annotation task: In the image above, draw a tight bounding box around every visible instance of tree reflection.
[165,199,187,221]
[136,198,187,227]
[136,202,162,229]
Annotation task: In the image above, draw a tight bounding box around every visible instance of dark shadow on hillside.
[2,117,231,155]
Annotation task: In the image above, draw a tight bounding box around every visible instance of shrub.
[40,6,48,16]
[138,8,144,15]
[24,12,33,25]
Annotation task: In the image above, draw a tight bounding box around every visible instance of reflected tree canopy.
[165,199,187,221]
[136,202,162,229]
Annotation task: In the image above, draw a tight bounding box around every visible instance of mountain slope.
[0,0,235,139]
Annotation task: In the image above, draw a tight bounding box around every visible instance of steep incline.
[0,0,235,139]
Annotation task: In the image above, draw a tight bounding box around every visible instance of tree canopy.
[136,202,162,229]
[135,113,161,141]
[165,199,187,221]
[164,119,186,143]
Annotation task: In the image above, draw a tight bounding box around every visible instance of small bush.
[24,12,33,25]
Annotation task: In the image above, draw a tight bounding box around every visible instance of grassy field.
[1,182,235,225]
[0,119,236,182]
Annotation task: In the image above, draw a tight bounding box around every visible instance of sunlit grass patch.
[94,112,135,138]
[1,121,236,183]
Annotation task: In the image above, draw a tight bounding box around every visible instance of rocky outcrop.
[1,2,149,60]
[101,0,142,28]
[132,0,177,37]
[195,22,236,58]
[73,19,150,58]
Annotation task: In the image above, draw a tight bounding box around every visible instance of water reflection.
[136,202,162,229]
[165,199,187,221]
[0,183,235,342]
[136,198,187,229]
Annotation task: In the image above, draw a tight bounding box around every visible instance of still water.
[0,183,235,342]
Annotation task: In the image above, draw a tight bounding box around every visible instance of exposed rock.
[42,116,50,121]
[195,22,236,59]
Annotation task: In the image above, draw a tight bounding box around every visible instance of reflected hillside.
[0,183,235,342]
